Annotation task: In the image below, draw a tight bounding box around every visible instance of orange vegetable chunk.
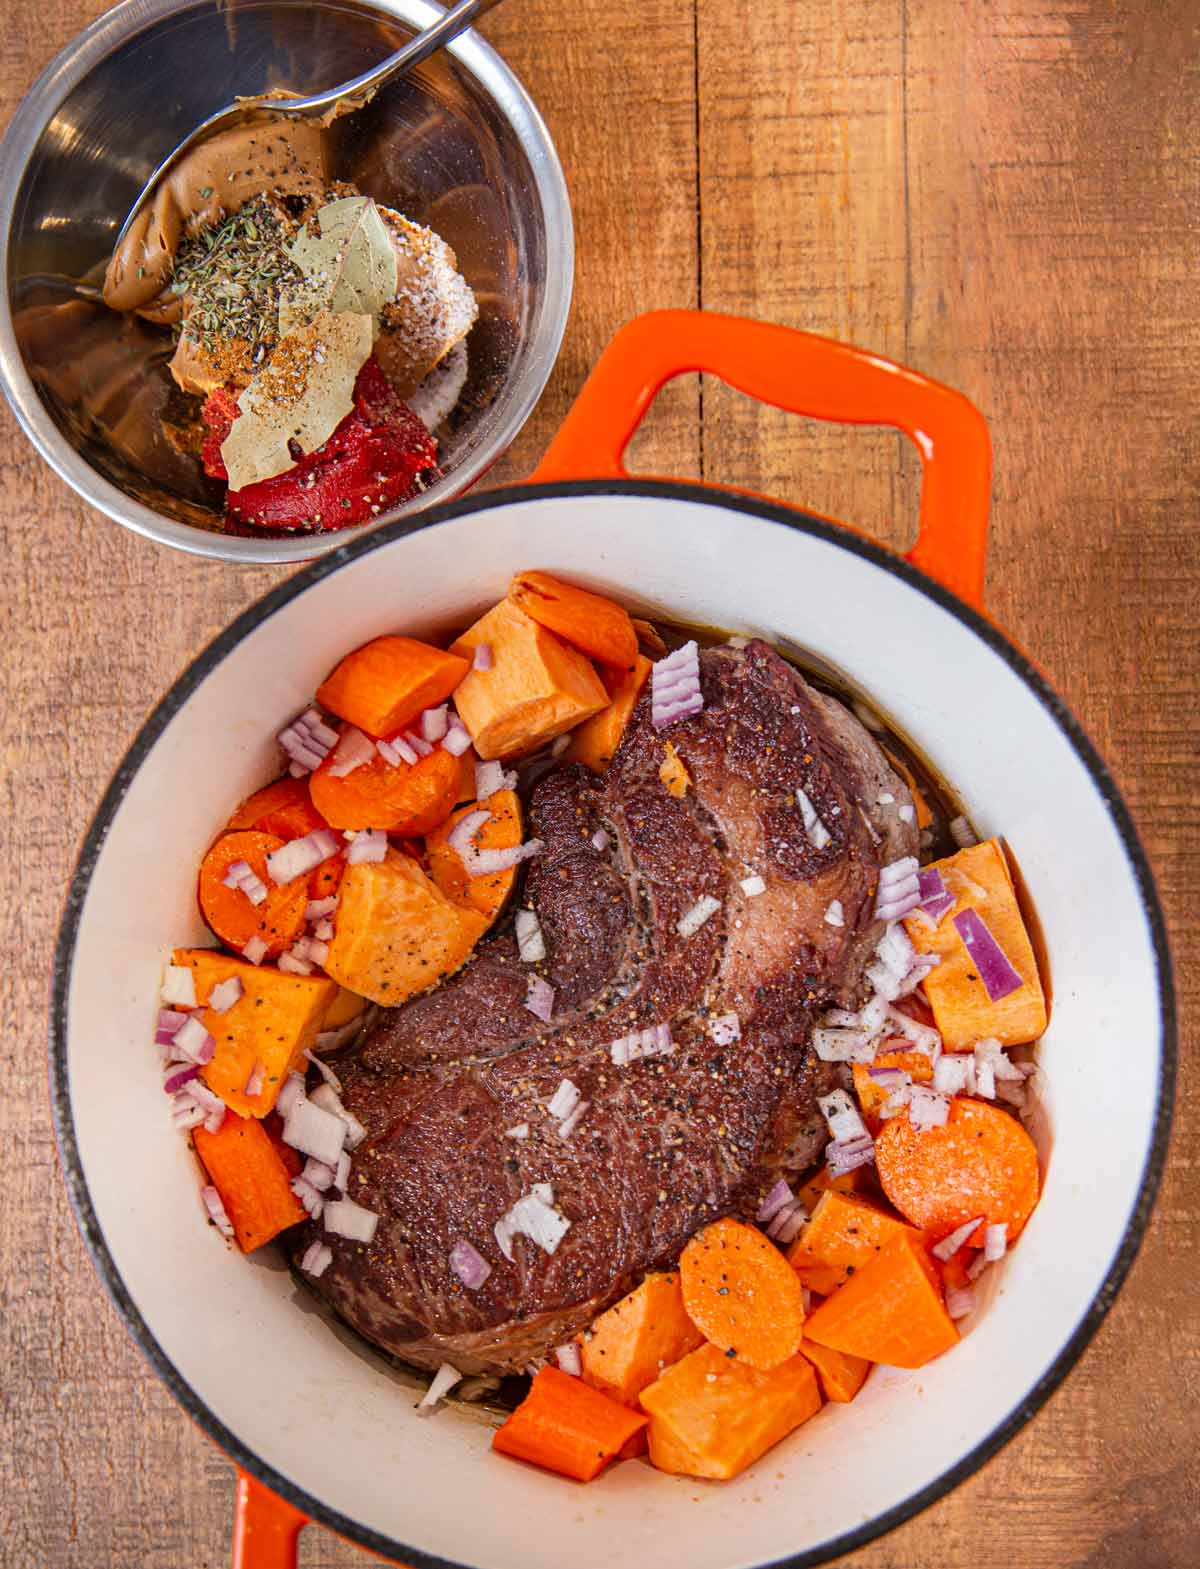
[804,1231,958,1369]
[580,1272,705,1407]
[173,948,337,1117]
[193,1112,307,1251]
[424,789,523,926]
[680,1217,806,1371]
[852,1049,935,1120]
[492,1366,647,1482]
[796,1165,871,1214]
[787,1191,921,1296]
[449,599,608,760]
[309,733,462,834]
[903,839,1047,1048]
[508,570,640,671]
[315,635,468,740]
[225,776,328,840]
[323,849,487,1006]
[639,1342,822,1481]
[197,830,309,959]
[875,1096,1040,1246]
[797,1339,871,1403]
[566,655,651,773]
[659,742,691,798]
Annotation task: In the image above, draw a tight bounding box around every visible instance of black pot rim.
[49,478,1177,1569]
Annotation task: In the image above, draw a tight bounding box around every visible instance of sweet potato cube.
[639,1342,822,1481]
[787,1191,923,1295]
[581,1273,705,1406]
[903,838,1047,1048]
[172,948,337,1118]
[315,635,468,740]
[797,1339,871,1403]
[324,849,487,1006]
[566,655,651,773]
[803,1232,958,1369]
[424,789,522,926]
[508,570,640,671]
[449,599,608,760]
[193,1113,306,1252]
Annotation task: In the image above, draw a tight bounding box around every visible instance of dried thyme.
[170,195,304,363]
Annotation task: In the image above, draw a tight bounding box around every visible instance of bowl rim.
[0,0,574,564]
[49,477,1178,1569]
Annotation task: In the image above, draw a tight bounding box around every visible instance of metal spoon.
[112,0,508,256]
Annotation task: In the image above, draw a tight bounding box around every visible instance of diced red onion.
[917,867,956,923]
[505,1122,530,1140]
[867,1066,907,1089]
[448,807,544,878]
[283,1096,346,1165]
[242,935,268,965]
[812,1026,877,1064]
[334,1148,351,1193]
[547,1078,582,1121]
[475,759,517,798]
[312,919,334,941]
[891,952,941,1000]
[202,1185,234,1238]
[222,859,268,906]
[995,1079,1028,1110]
[554,1342,582,1376]
[524,975,555,1023]
[933,1053,974,1095]
[826,1134,876,1177]
[266,829,341,886]
[757,1178,794,1224]
[493,1187,570,1261]
[874,856,921,921]
[420,704,449,743]
[953,909,1024,1001]
[324,1197,378,1243]
[346,828,387,865]
[879,1084,914,1119]
[651,640,704,729]
[304,1049,342,1093]
[933,1216,985,1261]
[824,899,845,928]
[278,951,314,976]
[302,1157,335,1193]
[378,733,417,767]
[161,964,196,1008]
[886,1006,941,1057]
[244,1061,264,1097]
[908,1084,951,1130]
[209,977,244,1014]
[709,1012,741,1046]
[766,1198,808,1243]
[608,1022,673,1066]
[300,1240,333,1278]
[984,1222,1008,1262]
[405,730,434,759]
[473,643,494,672]
[515,909,546,963]
[310,1082,367,1150]
[818,1089,868,1144]
[450,1239,492,1290]
[279,709,337,775]
[171,1095,205,1131]
[326,726,375,778]
[163,1062,200,1095]
[949,815,978,849]
[858,993,891,1036]
[173,1015,215,1066]
[740,874,766,897]
[418,1362,463,1414]
[946,1285,975,1319]
[306,897,338,922]
[591,828,610,852]
[181,1078,226,1133]
[558,1100,589,1140]
[155,1009,189,1046]
[441,714,473,756]
[291,1175,325,1219]
[967,1250,990,1281]
[876,923,916,981]
[276,1072,306,1118]
[796,787,832,851]
[677,894,721,940]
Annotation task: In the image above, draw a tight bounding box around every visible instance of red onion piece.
[327,726,375,778]
[450,1239,492,1290]
[908,1083,951,1130]
[524,975,555,1023]
[275,1072,306,1119]
[421,704,450,743]
[447,805,544,877]
[441,715,473,756]
[709,1011,741,1046]
[557,1099,589,1140]
[171,1096,205,1131]
[874,856,921,921]
[418,1362,463,1413]
[278,951,314,976]
[209,977,243,1014]
[826,1134,876,1177]
[967,1250,990,1281]
[155,1009,188,1046]
[812,1026,877,1063]
[243,1061,264,1097]
[334,1148,351,1193]
[377,733,417,768]
[475,759,516,798]
[984,1222,1008,1262]
[932,1216,985,1261]
[472,643,494,672]
[608,1022,673,1066]
[346,828,387,865]
[949,815,978,849]
[818,1088,868,1144]
[202,1184,234,1239]
[306,897,338,922]
[173,1015,215,1066]
[310,1082,366,1150]
[241,935,268,966]
[917,867,956,923]
[651,641,703,729]
[493,1188,570,1261]
[161,964,197,1008]
[953,909,1024,1001]
[505,1122,530,1140]
[324,1197,378,1243]
[946,1285,975,1320]
[547,1078,581,1121]
[163,1063,200,1095]
[266,829,341,886]
[591,828,610,852]
[283,1096,346,1165]
[302,1157,335,1193]
[757,1178,794,1224]
[766,1198,808,1243]
[824,899,845,927]
[740,874,766,897]
[405,730,434,759]
[554,1342,582,1377]
[795,787,832,851]
[181,1078,226,1133]
[300,1240,333,1278]
[515,908,546,963]
[304,1049,342,1093]
[291,1175,325,1219]
[677,894,721,939]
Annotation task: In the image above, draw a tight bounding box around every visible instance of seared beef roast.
[293,640,917,1373]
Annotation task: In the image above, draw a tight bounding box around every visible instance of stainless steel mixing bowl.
[0,0,573,563]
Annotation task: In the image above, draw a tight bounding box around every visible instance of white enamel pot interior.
[53,496,1174,1562]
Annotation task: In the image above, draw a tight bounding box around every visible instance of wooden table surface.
[2,2,1196,1565]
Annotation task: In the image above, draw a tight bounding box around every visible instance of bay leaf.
[281,196,398,334]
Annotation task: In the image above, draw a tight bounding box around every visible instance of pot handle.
[231,1471,306,1569]
[529,310,992,608]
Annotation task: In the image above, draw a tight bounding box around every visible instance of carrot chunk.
[639,1342,822,1480]
[197,830,309,958]
[580,1273,705,1407]
[874,1096,1040,1246]
[173,948,337,1117]
[786,1191,921,1296]
[424,789,523,926]
[903,839,1047,1048]
[193,1112,307,1251]
[225,776,328,840]
[680,1217,806,1371]
[449,599,609,760]
[309,734,461,834]
[797,1339,872,1403]
[566,655,651,774]
[315,635,468,740]
[508,570,640,671]
[492,1366,647,1482]
[803,1232,958,1369]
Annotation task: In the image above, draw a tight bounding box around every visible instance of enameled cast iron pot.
[51,311,1176,1569]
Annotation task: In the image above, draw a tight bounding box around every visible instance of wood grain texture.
[0,2,1195,1566]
